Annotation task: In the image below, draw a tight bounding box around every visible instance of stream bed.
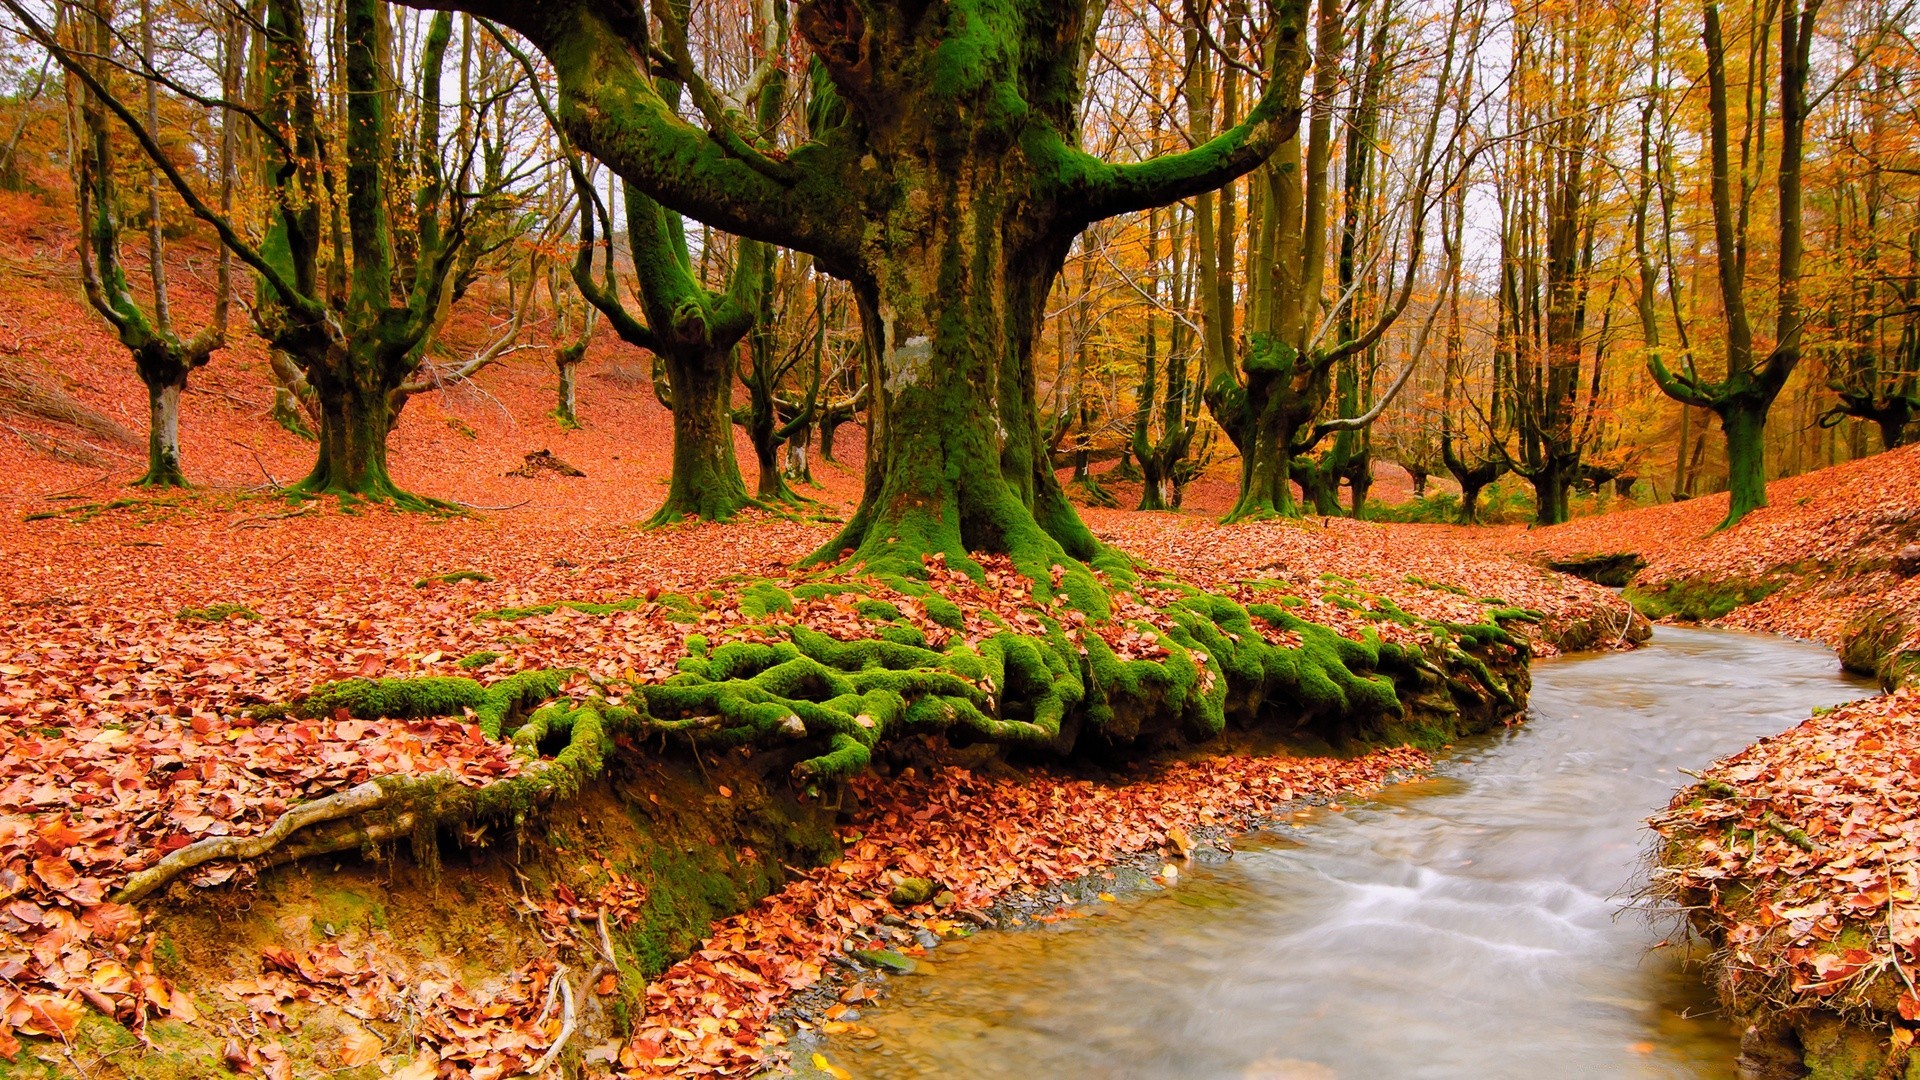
[807,628,1877,1078]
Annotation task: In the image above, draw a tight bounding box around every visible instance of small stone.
[913,929,939,950]
[1895,545,1920,577]
[888,877,936,906]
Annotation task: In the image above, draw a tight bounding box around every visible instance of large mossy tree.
[406,0,1309,593]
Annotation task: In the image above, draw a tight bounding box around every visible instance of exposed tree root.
[115,570,1540,903]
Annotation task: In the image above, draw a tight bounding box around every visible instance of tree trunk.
[1717,397,1770,528]
[1531,458,1571,526]
[819,415,842,463]
[554,356,580,429]
[1224,381,1302,521]
[815,156,1100,593]
[1298,456,1341,516]
[1410,468,1429,498]
[1459,479,1487,524]
[299,375,403,500]
[654,348,754,525]
[1348,462,1371,517]
[134,371,188,488]
[783,433,813,486]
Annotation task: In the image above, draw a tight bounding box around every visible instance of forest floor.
[0,180,1913,1078]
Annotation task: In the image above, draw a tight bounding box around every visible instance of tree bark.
[135,371,188,488]
[655,347,754,524]
[1719,397,1770,525]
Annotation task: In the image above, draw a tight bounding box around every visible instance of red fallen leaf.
[14,993,83,1039]
[33,819,83,857]
[0,1021,18,1062]
[30,857,76,892]
[261,946,302,975]
[1902,991,1920,1023]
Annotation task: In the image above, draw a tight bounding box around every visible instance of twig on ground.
[528,969,576,1075]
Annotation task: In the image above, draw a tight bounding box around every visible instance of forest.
[0,0,1916,1076]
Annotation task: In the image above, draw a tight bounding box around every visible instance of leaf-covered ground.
[0,478,1633,1076]
[1649,692,1920,1049]
[0,201,1645,1077]
[1487,442,1920,653]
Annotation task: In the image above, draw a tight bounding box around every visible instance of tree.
[1486,6,1625,526]
[18,0,531,505]
[402,0,1308,601]
[62,0,234,487]
[1642,0,1824,528]
[1210,0,1471,521]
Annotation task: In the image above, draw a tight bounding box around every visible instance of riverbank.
[1650,691,1920,1080]
[802,627,1869,1078]
[1491,443,1920,689]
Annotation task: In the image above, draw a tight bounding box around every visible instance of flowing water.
[808,628,1877,1079]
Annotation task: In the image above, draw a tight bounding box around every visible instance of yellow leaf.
[337,1024,383,1068]
[1097,892,1118,903]
[391,1050,439,1080]
[813,1052,853,1080]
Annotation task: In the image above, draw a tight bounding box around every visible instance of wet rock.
[849,949,919,975]
[912,929,939,950]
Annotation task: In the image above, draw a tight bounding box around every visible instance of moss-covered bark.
[655,345,756,524]
[444,0,1309,585]
[135,369,190,489]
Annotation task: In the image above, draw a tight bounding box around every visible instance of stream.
[807,628,1877,1078]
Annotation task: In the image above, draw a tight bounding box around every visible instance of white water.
[812,628,1876,1078]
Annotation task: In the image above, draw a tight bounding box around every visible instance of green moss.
[415,569,493,588]
[474,597,645,621]
[1797,1013,1891,1080]
[856,599,906,622]
[1626,576,1785,621]
[455,650,503,670]
[738,581,795,619]
[176,602,260,622]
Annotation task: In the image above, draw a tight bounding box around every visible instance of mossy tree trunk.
[555,353,581,428]
[299,359,408,499]
[1719,396,1770,525]
[64,0,229,489]
[1639,0,1818,530]
[134,355,193,488]
[562,165,764,524]
[443,0,1309,591]
[661,344,755,524]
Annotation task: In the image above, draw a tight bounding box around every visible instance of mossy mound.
[1840,606,1920,691]
[175,602,260,622]
[1625,574,1787,622]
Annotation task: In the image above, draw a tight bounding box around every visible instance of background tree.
[61,0,234,487]
[18,0,543,504]
[1641,0,1825,528]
